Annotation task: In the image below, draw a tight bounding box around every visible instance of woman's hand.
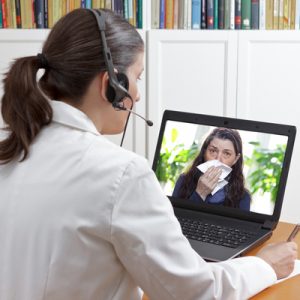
[195,166,222,200]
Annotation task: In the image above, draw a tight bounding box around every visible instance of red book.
[1,0,7,28]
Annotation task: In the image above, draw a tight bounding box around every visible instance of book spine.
[0,3,2,28]
[218,0,225,29]
[296,0,300,29]
[178,0,184,28]
[283,0,289,29]
[259,0,266,29]
[273,0,279,29]
[278,0,284,29]
[192,0,201,29]
[137,0,142,28]
[213,0,218,28]
[1,0,7,28]
[187,0,192,29]
[183,0,188,29]
[10,0,17,28]
[159,0,165,29]
[201,0,207,28]
[44,0,48,27]
[207,0,214,29]
[35,0,45,28]
[229,0,235,29]
[151,0,159,28]
[128,0,134,26]
[251,0,259,29]
[15,0,22,28]
[173,0,179,29]
[86,0,92,8]
[241,0,251,29]
[235,0,241,29]
[290,0,296,29]
[266,0,274,29]
[124,0,129,21]
[224,0,230,29]
[166,0,174,29]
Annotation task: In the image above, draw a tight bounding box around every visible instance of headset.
[89,9,130,109]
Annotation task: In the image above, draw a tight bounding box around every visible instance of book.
[214,0,218,29]
[273,0,279,29]
[0,2,2,28]
[159,0,165,29]
[229,0,235,29]
[136,0,143,28]
[259,0,266,29]
[166,0,174,29]
[187,0,192,29]
[173,0,179,29]
[266,0,274,29]
[15,0,22,28]
[296,0,300,29]
[283,0,289,29]
[241,0,251,29]
[178,0,184,28]
[201,0,207,28]
[218,0,225,29]
[35,0,45,28]
[151,0,159,29]
[1,0,7,28]
[235,0,241,29]
[207,0,214,29]
[44,0,48,28]
[251,0,259,29]
[224,0,230,29]
[290,0,296,29]
[191,0,201,29]
[278,0,284,29]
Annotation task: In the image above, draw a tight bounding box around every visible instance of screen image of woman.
[172,127,251,211]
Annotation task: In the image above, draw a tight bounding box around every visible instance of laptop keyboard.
[178,217,256,248]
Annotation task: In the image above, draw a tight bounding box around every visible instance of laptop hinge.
[262,220,275,230]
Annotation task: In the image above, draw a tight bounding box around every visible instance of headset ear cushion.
[106,73,129,103]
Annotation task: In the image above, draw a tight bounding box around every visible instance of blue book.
[0,4,2,28]
[81,0,86,8]
[251,0,259,29]
[207,0,214,29]
[192,0,201,29]
[86,0,92,8]
[159,0,166,29]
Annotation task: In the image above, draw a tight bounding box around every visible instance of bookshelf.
[1,3,300,223]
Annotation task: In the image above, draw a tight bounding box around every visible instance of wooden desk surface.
[143,222,300,300]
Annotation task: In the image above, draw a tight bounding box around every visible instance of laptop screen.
[152,111,296,221]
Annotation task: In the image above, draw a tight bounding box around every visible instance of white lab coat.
[0,101,276,300]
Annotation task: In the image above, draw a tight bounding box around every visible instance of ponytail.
[0,55,52,164]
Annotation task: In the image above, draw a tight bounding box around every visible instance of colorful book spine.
[159,0,165,29]
[0,3,2,28]
[136,0,142,28]
[251,0,259,29]
[296,0,300,29]
[224,0,230,29]
[178,0,184,28]
[166,0,174,29]
[15,0,22,28]
[259,0,266,29]
[187,0,192,29]
[213,0,218,29]
[1,0,7,28]
[235,0,241,29]
[241,0,251,29]
[151,0,159,29]
[201,0,207,28]
[283,0,289,29]
[278,0,284,29]
[218,0,225,29]
[229,0,235,29]
[173,0,179,29]
[266,0,274,29]
[290,0,296,29]
[86,0,92,8]
[207,0,214,29]
[44,0,48,28]
[273,0,279,29]
[191,0,201,29]
[35,0,45,28]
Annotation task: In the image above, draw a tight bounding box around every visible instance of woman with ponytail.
[0,8,297,300]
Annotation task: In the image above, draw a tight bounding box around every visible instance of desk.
[143,222,300,300]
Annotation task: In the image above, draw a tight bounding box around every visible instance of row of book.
[152,0,300,30]
[0,0,143,29]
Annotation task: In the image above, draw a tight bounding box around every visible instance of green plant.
[244,142,286,203]
[155,128,199,188]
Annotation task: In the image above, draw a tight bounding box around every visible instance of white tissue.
[197,160,232,195]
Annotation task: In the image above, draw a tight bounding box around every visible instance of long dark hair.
[0,9,144,164]
[178,127,249,208]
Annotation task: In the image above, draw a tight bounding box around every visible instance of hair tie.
[37,53,49,69]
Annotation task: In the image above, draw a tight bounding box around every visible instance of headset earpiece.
[106,72,129,104]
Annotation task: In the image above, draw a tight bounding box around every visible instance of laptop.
[152,110,296,262]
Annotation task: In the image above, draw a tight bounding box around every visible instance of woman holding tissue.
[172,127,251,211]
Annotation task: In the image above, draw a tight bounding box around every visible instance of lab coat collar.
[50,100,100,136]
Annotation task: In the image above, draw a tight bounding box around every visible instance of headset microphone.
[112,102,153,127]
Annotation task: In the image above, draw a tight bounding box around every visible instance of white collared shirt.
[0,101,276,300]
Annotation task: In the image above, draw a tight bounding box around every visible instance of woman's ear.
[99,71,110,102]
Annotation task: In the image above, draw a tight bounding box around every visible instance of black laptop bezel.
[152,110,296,227]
